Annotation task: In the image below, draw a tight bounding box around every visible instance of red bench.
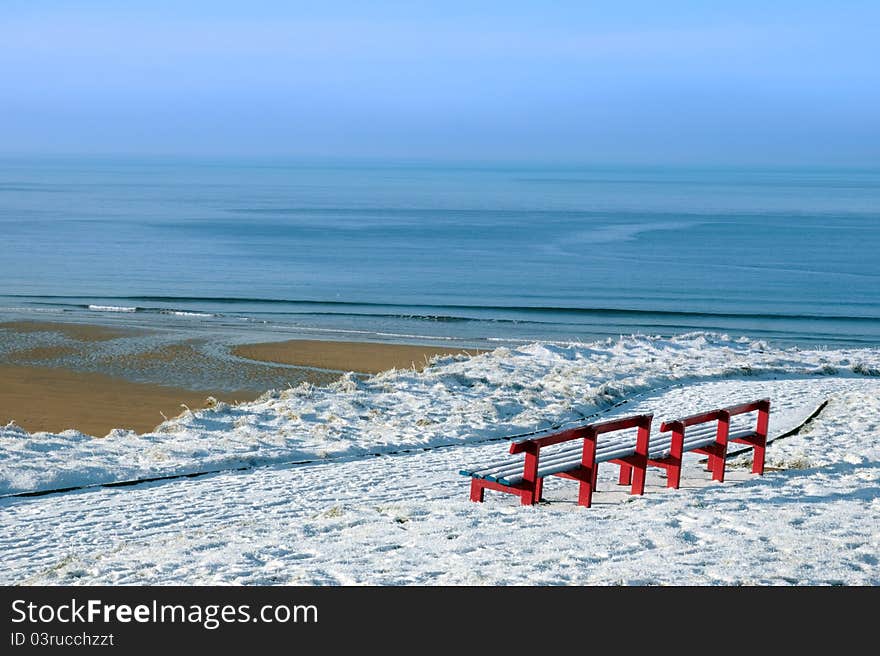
[460,414,653,507]
[461,398,771,507]
[645,398,770,488]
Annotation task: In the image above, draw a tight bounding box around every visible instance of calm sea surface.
[1,158,878,347]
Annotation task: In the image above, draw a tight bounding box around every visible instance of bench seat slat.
[496,443,642,485]
[648,428,757,459]
[464,433,639,481]
[487,443,639,485]
[463,428,639,477]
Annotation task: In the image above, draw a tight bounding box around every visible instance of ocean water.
[1,157,878,347]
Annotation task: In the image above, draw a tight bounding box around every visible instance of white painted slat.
[648,428,757,458]
[476,434,639,481]
[481,445,583,480]
[497,443,639,485]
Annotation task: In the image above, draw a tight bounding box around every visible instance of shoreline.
[0,320,485,437]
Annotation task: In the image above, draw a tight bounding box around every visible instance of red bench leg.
[470,479,485,502]
[618,464,633,486]
[752,438,766,475]
[520,444,541,505]
[712,412,731,483]
[713,456,725,480]
[630,466,645,496]
[577,477,594,507]
[710,448,726,483]
[753,403,770,475]
[577,430,598,507]
[666,426,684,489]
[630,421,650,496]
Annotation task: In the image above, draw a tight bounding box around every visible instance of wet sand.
[0,320,141,342]
[0,320,484,437]
[233,339,484,374]
[0,363,255,437]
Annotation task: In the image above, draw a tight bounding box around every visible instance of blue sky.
[2,1,878,164]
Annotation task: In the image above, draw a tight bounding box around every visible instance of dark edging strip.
[7,465,259,499]
[723,399,829,460]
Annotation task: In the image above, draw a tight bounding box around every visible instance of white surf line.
[0,377,831,501]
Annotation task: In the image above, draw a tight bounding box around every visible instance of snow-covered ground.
[1,333,878,585]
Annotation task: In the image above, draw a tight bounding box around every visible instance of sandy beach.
[0,320,483,437]
[233,339,484,374]
[0,363,255,437]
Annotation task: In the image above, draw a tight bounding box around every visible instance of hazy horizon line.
[1,152,878,171]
